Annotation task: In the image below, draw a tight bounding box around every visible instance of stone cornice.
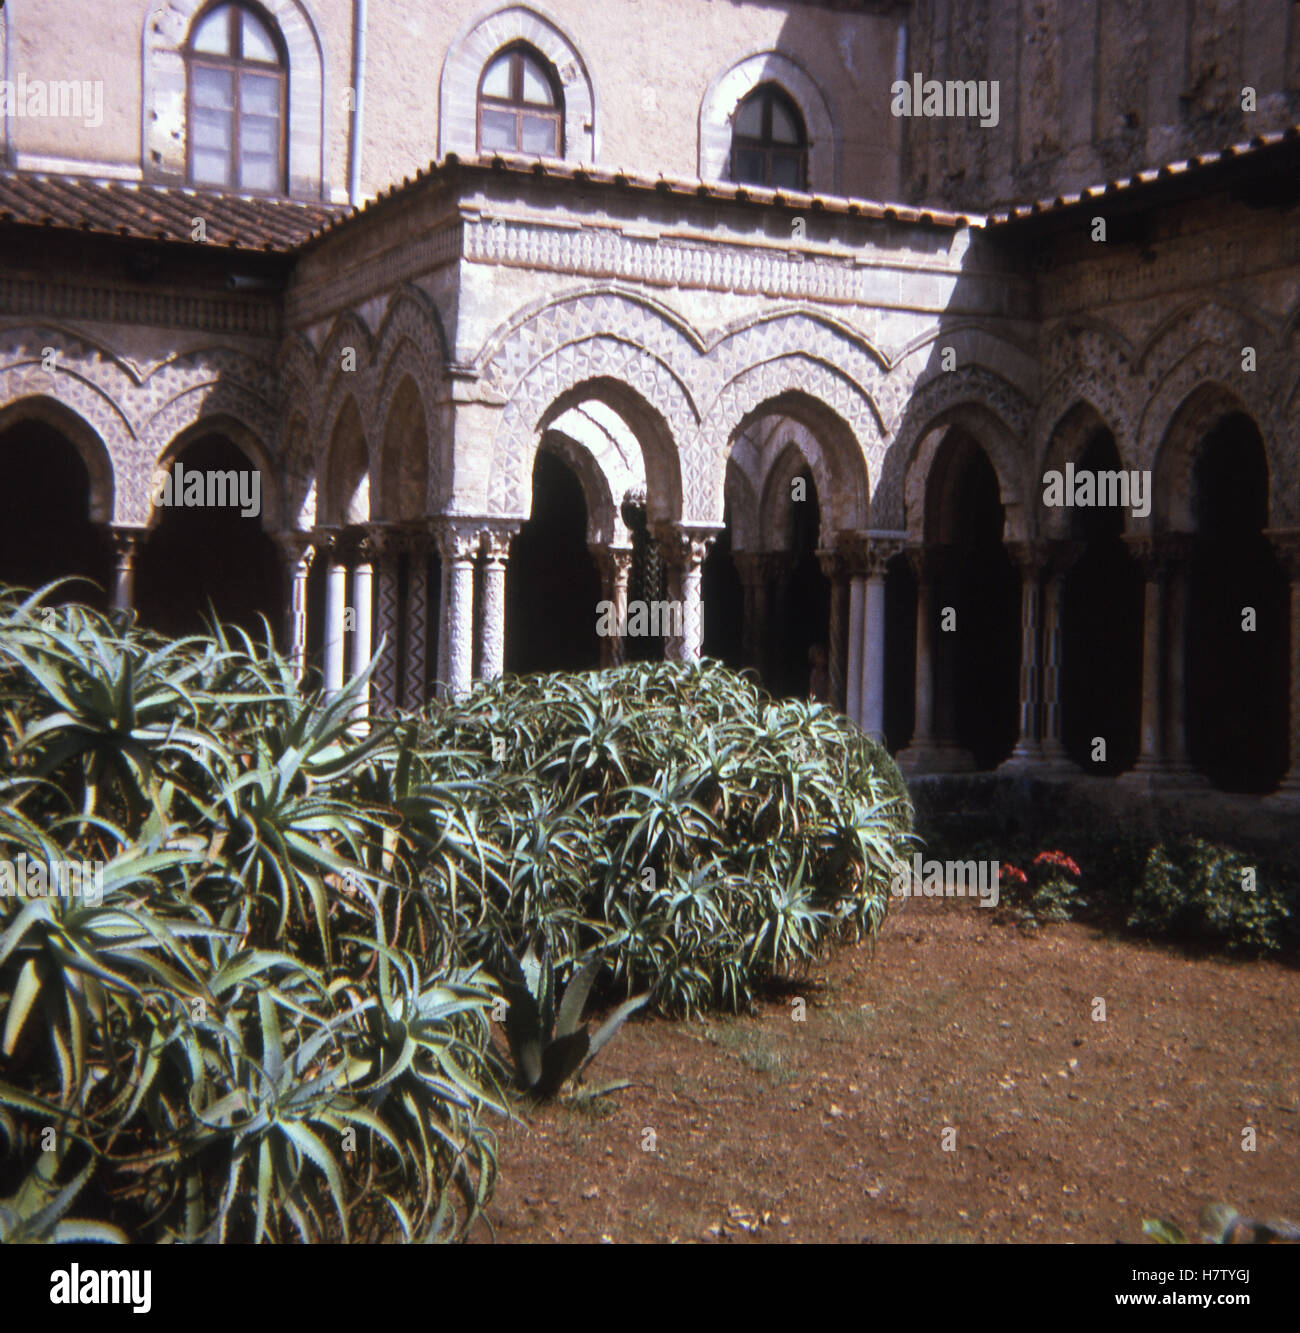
[0,274,280,337]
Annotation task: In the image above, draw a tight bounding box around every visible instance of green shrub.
[0,586,502,1243]
[402,659,913,1015]
[1128,836,1290,953]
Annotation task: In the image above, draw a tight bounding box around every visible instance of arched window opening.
[730,84,807,189]
[187,3,287,193]
[477,46,563,157]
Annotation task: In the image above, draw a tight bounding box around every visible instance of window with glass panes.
[477,47,563,157]
[186,3,286,193]
[730,86,808,190]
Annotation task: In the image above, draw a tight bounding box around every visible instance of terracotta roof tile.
[985,125,1300,225]
[299,152,982,249]
[0,171,345,250]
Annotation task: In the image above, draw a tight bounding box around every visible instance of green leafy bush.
[0,584,911,1240]
[0,586,502,1243]
[1128,837,1290,953]
[994,850,1087,930]
[404,660,913,1015]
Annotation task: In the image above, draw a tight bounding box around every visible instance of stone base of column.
[896,739,978,775]
[997,740,1043,773]
[1267,773,1300,803]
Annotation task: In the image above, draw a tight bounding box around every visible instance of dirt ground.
[474,895,1300,1243]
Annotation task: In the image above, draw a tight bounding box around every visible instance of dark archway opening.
[926,432,1019,769]
[1060,430,1143,774]
[0,420,112,607]
[505,449,601,675]
[1186,415,1288,792]
[702,501,744,669]
[135,434,283,641]
[770,466,830,699]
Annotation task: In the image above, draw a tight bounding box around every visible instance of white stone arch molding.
[698,354,882,532]
[699,51,839,193]
[484,337,699,522]
[142,0,329,197]
[440,5,597,163]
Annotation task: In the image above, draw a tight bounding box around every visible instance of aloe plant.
[494,941,650,1098]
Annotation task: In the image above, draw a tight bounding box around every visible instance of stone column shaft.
[110,528,142,613]
[349,544,375,718]
[403,531,430,710]
[323,542,348,700]
[436,520,481,700]
[845,575,866,725]
[479,524,517,682]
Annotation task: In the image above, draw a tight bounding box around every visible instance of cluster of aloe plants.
[0,583,911,1241]
[0,586,502,1242]
[412,659,914,1016]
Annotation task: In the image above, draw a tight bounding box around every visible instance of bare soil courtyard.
[476,896,1300,1243]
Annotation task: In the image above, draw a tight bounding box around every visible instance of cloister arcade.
[1,161,1298,803]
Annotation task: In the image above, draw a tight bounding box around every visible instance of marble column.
[275,533,315,683]
[1123,534,1171,781]
[402,527,430,710]
[655,526,715,662]
[349,534,375,718]
[896,544,973,772]
[898,545,937,766]
[1039,541,1083,771]
[479,523,517,681]
[859,538,899,742]
[845,568,866,726]
[322,533,349,700]
[110,527,143,613]
[435,519,481,700]
[369,529,400,715]
[1266,529,1300,798]
[1001,540,1047,768]
[1160,533,1198,779]
[593,544,633,668]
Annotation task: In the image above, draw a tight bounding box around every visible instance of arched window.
[186,3,287,193]
[730,84,807,189]
[477,46,563,157]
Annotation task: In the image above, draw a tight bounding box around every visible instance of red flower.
[998,863,1027,884]
[1033,850,1081,876]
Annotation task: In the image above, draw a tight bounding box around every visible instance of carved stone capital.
[591,544,634,583]
[433,517,483,564]
[904,543,943,584]
[481,521,520,565]
[653,523,717,571]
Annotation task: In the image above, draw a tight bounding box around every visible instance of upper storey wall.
[902,0,1300,212]
[2,0,905,204]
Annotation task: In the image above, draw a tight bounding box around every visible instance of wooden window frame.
[730,85,809,191]
[476,45,564,158]
[185,2,289,195]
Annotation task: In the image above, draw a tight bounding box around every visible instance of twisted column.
[402,527,430,710]
[369,529,400,715]
[654,525,716,662]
